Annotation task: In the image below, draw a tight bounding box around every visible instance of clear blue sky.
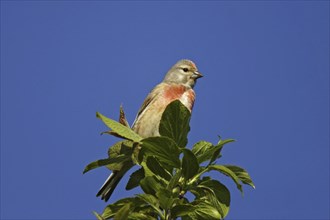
[1,1,329,220]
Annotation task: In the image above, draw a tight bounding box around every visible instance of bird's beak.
[193,71,203,79]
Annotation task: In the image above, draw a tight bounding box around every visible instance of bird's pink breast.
[132,84,196,138]
[163,84,195,111]
[163,85,186,100]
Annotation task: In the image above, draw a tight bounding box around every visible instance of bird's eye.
[182,68,189,72]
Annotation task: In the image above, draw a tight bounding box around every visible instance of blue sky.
[1,1,329,219]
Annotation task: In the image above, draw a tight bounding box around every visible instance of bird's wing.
[131,83,163,130]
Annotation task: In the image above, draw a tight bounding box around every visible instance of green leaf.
[186,166,210,186]
[106,141,134,171]
[106,155,132,171]
[156,188,174,210]
[140,136,181,168]
[182,215,195,220]
[159,100,191,147]
[114,203,131,220]
[208,165,243,193]
[101,197,143,219]
[93,211,105,220]
[126,168,145,190]
[140,176,166,196]
[84,141,133,174]
[83,155,130,174]
[137,194,158,207]
[198,179,230,218]
[108,141,133,158]
[140,161,156,177]
[146,156,172,181]
[193,201,222,220]
[194,139,235,164]
[171,204,196,218]
[132,205,159,219]
[167,169,182,192]
[223,165,255,189]
[192,141,213,164]
[182,149,199,180]
[209,139,235,165]
[137,194,163,217]
[96,112,142,142]
[192,141,213,157]
[128,212,156,220]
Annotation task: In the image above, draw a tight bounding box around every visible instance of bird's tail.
[96,171,124,202]
[97,160,134,202]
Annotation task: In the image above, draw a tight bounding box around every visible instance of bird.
[97,59,203,201]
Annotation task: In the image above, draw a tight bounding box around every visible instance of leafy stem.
[85,100,255,219]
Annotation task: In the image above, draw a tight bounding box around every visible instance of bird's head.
[163,59,203,88]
